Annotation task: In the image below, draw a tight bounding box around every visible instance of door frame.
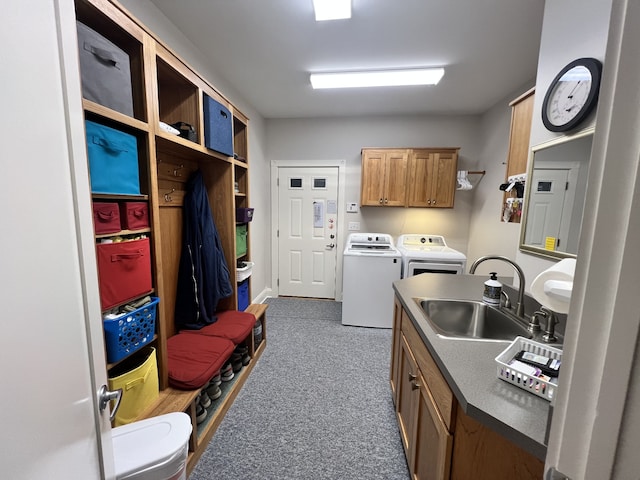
[271,160,346,300]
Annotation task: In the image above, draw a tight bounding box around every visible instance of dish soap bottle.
[483,272,502,306]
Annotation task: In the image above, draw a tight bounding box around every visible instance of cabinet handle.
[427,199,431,205]
[384,198,388,204]
[379,198,383,204]
[433,199,436,205]
[412,382,420,391]
[408,372,417,382]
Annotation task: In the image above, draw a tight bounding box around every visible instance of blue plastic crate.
[104,297,159,363]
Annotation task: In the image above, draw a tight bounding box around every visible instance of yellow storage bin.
[108,346,159,427]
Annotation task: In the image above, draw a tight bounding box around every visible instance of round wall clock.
[541,57,603,132]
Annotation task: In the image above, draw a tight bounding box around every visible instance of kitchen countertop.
[393,273,552,460]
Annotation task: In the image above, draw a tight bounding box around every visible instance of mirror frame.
[519,127,595,260]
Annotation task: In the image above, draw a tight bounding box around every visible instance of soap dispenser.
[483,272,502,306]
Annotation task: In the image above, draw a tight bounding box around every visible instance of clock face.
[545,66,593,127]
[542,58,602,132]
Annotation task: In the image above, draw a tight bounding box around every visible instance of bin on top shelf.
[76,21,134,117]
[203,94,233,157]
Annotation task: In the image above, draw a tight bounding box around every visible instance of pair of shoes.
[196,403,207,424]
[221,362,234,382]
[206,382,222,400]
[199,390,212,408]
[235,345,251,366]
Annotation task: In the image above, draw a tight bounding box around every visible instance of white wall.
[514,0,613,282]
[266,114,483,257]
[466,81,535,279]
[119,0,271,300]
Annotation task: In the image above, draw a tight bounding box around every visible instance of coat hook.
[164,188,175,202]
[173,164,184,177]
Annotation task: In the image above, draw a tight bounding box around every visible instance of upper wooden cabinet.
[408,148,459,208]
[503,88,535,222]
[361,148,459,208]
[360,149,409,206]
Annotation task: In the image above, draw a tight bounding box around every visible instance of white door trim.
[271,160,346,300]
[545,1,640,478]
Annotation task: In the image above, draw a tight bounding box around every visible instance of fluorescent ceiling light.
[313,0,351,21]
[310,68,445,89]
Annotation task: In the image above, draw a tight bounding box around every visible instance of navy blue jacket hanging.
[175,170,233,330]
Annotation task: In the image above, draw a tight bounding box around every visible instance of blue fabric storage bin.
[238,279,249,311]
[85,120,140,195]
[203,94,233,156]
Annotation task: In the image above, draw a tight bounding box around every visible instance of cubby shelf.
[76,0,258,473]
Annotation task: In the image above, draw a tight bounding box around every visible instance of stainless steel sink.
[414,298,533,342]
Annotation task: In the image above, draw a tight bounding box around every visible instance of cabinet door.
[408,150,458,208]
[502,88,534,222]
[383,150,409,206]
[397,335,419,457]
[361,150,387,205]
[407,150,434,207]
[390,297,403,404]
[429,151,458,208]
[412,371,453,480]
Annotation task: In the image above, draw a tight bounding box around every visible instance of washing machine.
[396,234,467,278]
[341,233,402,328]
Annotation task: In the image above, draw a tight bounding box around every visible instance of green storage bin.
[236,223,248,257]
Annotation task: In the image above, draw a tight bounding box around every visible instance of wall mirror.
[519,128,594,259]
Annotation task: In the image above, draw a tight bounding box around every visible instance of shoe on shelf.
[221,362,235,382]
[196,404,207,424]
[234,345,251,366]
[210,371,222,387]
[206,382,222,400]
[199,390,212,408]
[230,352,243,373]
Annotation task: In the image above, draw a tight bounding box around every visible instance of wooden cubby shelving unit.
[75,0,264,474]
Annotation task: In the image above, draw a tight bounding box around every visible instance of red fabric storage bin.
[120,201,149,230]
[93,202,121,234]
[97,238,152,310]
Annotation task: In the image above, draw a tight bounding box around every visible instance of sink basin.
[414,298,533,342]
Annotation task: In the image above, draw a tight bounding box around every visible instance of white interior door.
[0,2,115,478]
[277,166,339,298]
[525,168,570,250]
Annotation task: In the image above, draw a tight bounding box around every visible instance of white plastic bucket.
[112,412,192,480]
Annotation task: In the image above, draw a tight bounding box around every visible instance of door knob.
[98,384,123,422]
[326,243,335,249]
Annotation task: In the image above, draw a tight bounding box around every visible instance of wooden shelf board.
[95,227,151,239]
[83,99,149,132]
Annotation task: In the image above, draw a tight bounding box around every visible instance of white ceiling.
[148,0,545,119]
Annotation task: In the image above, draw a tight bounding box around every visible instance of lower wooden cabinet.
[398,334,453,480]
[391,297,544,480]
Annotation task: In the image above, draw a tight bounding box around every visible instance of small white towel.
[457,171,473,190]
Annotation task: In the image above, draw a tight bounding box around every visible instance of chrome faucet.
[469,255,526,318]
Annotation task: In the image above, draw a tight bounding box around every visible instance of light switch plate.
[348,222,360,231]
[347,202,359,213]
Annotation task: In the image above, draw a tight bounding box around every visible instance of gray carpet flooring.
[189,297,410,480]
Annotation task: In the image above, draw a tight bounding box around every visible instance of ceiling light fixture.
[313,0,351,21]
[310,68,445,89]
